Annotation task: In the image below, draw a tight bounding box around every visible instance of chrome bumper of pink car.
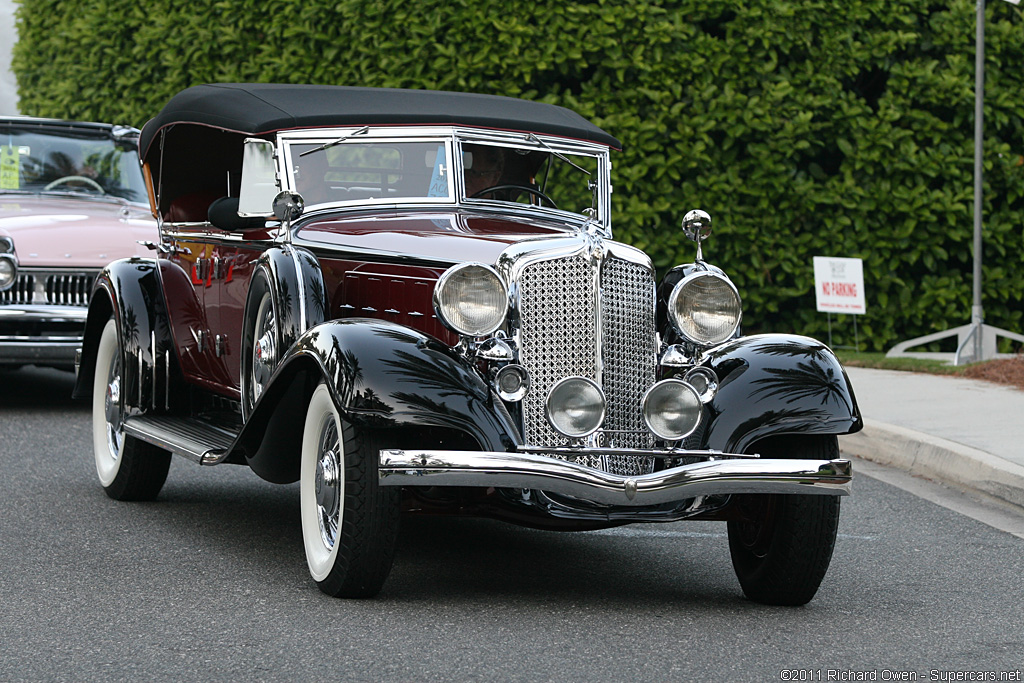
[379,449,852,506]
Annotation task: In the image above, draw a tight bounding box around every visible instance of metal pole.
[973,0,986,361]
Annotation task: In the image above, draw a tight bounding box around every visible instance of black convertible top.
[138,83,621,161]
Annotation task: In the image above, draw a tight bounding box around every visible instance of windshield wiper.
[526,134,590,176]
[299,126,370,157]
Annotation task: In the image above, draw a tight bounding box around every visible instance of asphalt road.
[1,366,1022,682]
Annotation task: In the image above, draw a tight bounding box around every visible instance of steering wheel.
[43,175,106,195]
[471,184,557,209]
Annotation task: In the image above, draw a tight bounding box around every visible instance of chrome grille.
[0,271,94,306]
[601,258,657,452]
[518,255,596,447]
[0,274,35,305]
[45,274,93,305]
[516,250,657,475]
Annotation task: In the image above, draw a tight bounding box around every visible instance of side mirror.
[238,138,278,217]
[682,209,712,261]
[273,191,305,222]
[682,209,712,242]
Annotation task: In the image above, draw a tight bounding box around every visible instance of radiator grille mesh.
[600,258,657,463]
[518,255,596,447]
[516,251,657,475]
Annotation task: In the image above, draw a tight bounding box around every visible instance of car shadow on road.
[0,366,82,409]
[128,472,753,609]
[386,515,747,608]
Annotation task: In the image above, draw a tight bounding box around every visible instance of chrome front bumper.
[379,449,852,507]
[0,305,87,365]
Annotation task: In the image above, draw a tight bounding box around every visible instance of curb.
[839,419,1024,510]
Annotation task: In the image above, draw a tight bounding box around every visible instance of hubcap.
[104,356,123,460]
[250,298,276,404]
[314,419,341,550]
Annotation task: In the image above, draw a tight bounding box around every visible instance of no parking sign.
[813,256,865,315]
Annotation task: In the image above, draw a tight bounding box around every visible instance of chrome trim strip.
[0,306,89,321]
[151,331,157,410]
[165,349,170,411]
[516,445,759,459]
[379,449,852,505]
[288,246,307,331]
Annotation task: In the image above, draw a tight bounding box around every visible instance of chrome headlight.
[667,271,741,346]
[433,263,508,337]
[0,254,16,292]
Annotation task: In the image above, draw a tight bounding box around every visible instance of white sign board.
[813,256,865,315]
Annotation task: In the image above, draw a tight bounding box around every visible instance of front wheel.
[300,382,400,597]
[92,317,171,501]
[727,435,841,606]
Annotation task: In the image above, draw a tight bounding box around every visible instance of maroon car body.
[0,117,155,369]
[74,84,860,604]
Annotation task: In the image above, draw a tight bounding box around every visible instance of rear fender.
[232,318,520,483]
[701,334,862,454]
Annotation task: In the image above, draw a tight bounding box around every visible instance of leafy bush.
[13,0,1024,350]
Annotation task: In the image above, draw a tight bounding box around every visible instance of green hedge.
[13,0,1024,350]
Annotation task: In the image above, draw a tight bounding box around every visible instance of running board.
[122,414,237,464]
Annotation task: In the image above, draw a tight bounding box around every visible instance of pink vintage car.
[0,117,157,370]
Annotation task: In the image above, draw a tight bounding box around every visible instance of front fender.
[73,257,176,408]
[234,318,520,483]
[250,244,328,346]
[701,334,862,454]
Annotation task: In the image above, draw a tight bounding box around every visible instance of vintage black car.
[74,84,861,604]
[1,117,156,370]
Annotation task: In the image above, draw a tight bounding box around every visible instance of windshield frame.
[276,126,612,230]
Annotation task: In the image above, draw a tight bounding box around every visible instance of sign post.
[888,0,1024,364]
[813,256,865,351]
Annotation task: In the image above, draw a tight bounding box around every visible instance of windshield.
[288,139,451,206]
[0,127,148,203]
[460,141,601,216]
[281,130,609,222]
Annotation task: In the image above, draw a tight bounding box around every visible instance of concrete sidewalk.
[839,366,1024,509]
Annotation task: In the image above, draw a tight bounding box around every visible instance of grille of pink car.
[0,271,95,306]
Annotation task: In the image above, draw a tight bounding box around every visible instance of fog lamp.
[642,379,702,441]
[546,376,605,438]
[683,366,718,404]
[494,364,530,402]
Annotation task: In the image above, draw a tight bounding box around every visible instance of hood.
[0,195,158,268]
[295,209,579,265]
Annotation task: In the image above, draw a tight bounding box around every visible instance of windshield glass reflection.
[0,127,147,203]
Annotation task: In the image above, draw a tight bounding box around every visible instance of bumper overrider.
[379,449,852,507]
